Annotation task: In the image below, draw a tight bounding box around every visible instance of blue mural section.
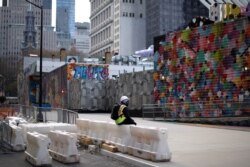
[67,64,109,80]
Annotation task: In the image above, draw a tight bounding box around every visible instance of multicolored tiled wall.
[154,17,250,117]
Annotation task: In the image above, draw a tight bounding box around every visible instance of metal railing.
[0,104,79,153]
[142,100,250,120]
[0,104,79,124]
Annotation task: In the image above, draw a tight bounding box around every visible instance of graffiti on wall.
[154,17,250,117]
[67,64,109,80]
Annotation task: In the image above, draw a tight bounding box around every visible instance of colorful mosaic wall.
[154,17,250,117]
[67,64,109,80]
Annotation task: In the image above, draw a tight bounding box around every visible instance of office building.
[89,0,146,58]
[56,0,75,38]
[75,22,90,54]
[146,0,208,47]
[0,0,54,90]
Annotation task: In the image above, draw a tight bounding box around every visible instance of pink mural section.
[154,17,250,118]
[67,64,109,80]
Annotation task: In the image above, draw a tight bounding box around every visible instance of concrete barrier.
[5,116,27,126]
[19,123,77,143]
[88,120,108,142]
[25,132,52,166]
[127,126,171,161]
[75,119,171,162]
[48,130,80,163]
[2,122,26,151]
[76,118,90,136]
[106,123,131,153]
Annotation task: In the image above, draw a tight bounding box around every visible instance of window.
[140,0,143,4]
[140,13,143,18]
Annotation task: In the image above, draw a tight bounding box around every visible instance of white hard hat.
[120,96,129,103]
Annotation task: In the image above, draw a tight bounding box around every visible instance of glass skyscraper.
[56,0,75,38]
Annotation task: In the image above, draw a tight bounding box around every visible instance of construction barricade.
[76,118,93,146]
[25,132,52,166]
[19,123,77,143]
[48,130,80,163]
[105,122,131,153]
[88,120,108,143]
[75,119,172,162]
[1,122,26,151]
[127,126,171,161]
[76,118,90,136]
[5,116,27,126]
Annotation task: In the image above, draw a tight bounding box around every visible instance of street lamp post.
[25,0,43,122]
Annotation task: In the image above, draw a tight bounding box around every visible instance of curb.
[100,149,159,167]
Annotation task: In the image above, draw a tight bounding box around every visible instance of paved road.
[0,146,136,167]
[1,113,250,167]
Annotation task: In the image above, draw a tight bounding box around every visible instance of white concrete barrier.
[127,126,171,161]
[88,121,108,142]
[48,130,80,163]
[2,123,26,151]
[76,118,90,136]
[19,123,77,143]
[105,123,131,153]
[25,132,52,166]
[75,119,172,161]
[5,116,27,126]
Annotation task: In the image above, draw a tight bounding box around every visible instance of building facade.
[0,0,54,93]
[89,0,146,58]
[146,0,208,47]
[56,0,75,38]
[75,22,90,54]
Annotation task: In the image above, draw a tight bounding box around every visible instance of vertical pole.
[37,7,43,122]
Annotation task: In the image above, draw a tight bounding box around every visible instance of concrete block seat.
[105,122,131,153]
[127,126,172,161]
